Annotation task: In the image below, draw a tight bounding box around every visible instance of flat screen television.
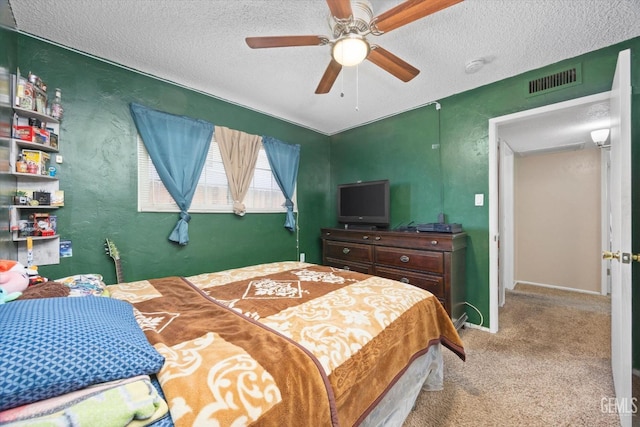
[337,179,390,228]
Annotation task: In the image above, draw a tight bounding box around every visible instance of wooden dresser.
[321,227,467,329]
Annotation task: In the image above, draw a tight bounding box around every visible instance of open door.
[604,48,633,427]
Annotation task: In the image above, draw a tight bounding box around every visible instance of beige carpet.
[403,283,630,427]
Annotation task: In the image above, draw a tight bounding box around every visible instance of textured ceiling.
[7,0,640,135]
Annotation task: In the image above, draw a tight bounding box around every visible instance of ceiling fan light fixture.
[332,34,370,67]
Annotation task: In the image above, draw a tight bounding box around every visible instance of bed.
[0,261,464,426]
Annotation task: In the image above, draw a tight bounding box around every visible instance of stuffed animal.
[0,287,21,304]
[0,260,30,303]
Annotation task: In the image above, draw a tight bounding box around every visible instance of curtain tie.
[233,200,246,217]
[180,211,191,222]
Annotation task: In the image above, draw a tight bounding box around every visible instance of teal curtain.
[130,103,214,245]
[262,136,300,231]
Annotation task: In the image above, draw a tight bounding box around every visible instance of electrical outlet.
[299,253,306,262]
[55,155,63,164]
[475,193,484,206]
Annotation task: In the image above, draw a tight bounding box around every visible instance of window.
[138,136,293,213]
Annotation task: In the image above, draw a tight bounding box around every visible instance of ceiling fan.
[245,0,463,94]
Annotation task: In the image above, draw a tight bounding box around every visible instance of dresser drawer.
[375,247,443,274]
[322,228,380,244]
[324,240,373,263]
[325,257,373,274]
[374,266,444,297]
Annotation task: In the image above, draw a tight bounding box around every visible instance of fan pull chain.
[355,65,359,111]
[340,66,345,98]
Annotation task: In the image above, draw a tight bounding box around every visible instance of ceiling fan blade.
[246,35,327,49]
[372,0,463,34]
[315,59,342,94]
[326,0,353,20]
[367,46,420,82]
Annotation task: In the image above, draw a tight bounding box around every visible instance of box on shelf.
[22,149,51,175]
[15,74,33,110]
[13,125,50,145]
[31,212,54,237]
[48,130,58,149]
[34,87,47,115]
[33,191,51,205]
[18,220,35,238]
[49,215,57,233]
[51,190,64,207]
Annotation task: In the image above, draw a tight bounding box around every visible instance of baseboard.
[515,281,603,296]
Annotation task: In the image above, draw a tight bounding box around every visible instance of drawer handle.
[375,236,381,241]
[431,240,438,246]
[343,248,351,254]
[362,235,369,240]
[400,277,410,284]
[400,255,410,263]
[343,266,351,271]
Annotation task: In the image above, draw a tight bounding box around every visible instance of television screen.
[337,179,390,228]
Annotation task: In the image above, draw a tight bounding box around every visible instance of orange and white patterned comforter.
[110,261,464,427]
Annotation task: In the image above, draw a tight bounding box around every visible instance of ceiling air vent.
[525,64,582,97]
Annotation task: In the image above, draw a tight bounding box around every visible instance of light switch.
[55,155,63,164]
[475,193,484,206]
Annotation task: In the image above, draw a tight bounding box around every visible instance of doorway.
[489,50,633,427]
[488,91,612,333]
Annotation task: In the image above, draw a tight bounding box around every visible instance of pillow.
[0,296,165,411]
[54,274,109,297]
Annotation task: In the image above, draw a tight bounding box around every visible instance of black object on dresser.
[321,227,468,330]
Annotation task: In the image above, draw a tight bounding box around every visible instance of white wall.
[514,148,602,293]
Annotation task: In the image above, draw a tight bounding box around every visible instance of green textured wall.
[330,107,443,227]
[15,35,331,284]
[330,38,640,352]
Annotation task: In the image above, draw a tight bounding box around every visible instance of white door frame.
[601,149,611,295]
[488,91,612,333]
[498,139,514,307]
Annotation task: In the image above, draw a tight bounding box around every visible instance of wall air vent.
[526,64,582,97]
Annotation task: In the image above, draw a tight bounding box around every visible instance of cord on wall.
[437,104,444,222]
[424,101,441,110]
[425,101,445,221]
[424,100,444,222]
[295,211,301,261]
[464,301,484,327]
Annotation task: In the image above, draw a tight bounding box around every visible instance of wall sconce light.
[590,128,610,148]
[332,33,370,67]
